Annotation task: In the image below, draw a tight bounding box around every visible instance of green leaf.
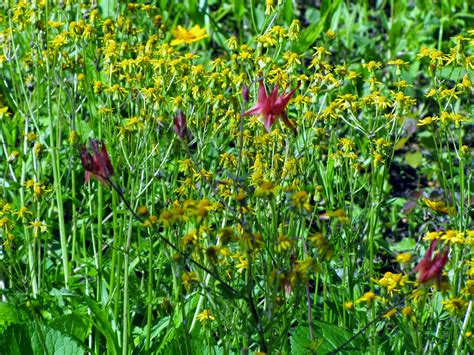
[405,151,422,169]
[30,323,84,355]
[83,296,120,355]
[283,0,294,25]
[291,326,322,353]
[317,320,367,351]
[0,324,33,355]
[98,0,117,18]
[394,137,408,150]
[49,313,92,344]
[392,238,417,252]
[232,0,245,20]
[292,0,342,53]
[0,302,20,326]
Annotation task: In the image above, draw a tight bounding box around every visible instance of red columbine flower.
[80,139,114,186]
[244,80,299,133]
[413,239,449,284]
[173,110,191,141]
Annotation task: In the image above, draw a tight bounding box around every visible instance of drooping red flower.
[173,110,191,141]
[413,239,449,284]
[244,80,299,133]
[80,139,114,186]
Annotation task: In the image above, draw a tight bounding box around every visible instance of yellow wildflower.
[197,309,215,325]
[383,308,397,319]
[29,220,48,237]
[375,272,408,296]
[423,197,455,215]
[356,292,377,305]
[401,306,413,317]
[276,235,293,252]
[440,230,465,245]
[171,25,208,46]
[396,253,412,264]
[443,297,467,316]
[181,272,199,291]
[462,280,474,296]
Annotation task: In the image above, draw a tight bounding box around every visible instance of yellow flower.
[423,197,455,215]
[375,272,408,296]
[462,280,474,296]
[197,309,215,325]
[29,220,48,237]
[291,191,310,212]
[417,116,438,126]
[171,25,208,46]
[276,235,293,252]
[383,308,397,319]
[356,291,377,305]
[401,306,413,317]
[440,230,465,245]
[396,253,412,264]
[181,272,199,291]
[0,106,11,119]
[255,181,277,198]
[68,130,78,145]
[13,207,32,220]
[362,60,383,72]
[319,209,349,224]
[443,297,467,316]
[235,256,248,273]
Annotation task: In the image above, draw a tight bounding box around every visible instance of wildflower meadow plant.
[0,1,472,354]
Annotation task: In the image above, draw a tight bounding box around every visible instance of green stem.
[122,214,133,355]
[45,58,69,288]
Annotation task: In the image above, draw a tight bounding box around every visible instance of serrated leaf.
[49,313,92,344]
[405,151,422,169]
[290,326,313,353]
[30,323,84,355]
[314,320,367,353]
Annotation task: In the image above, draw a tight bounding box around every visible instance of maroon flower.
[242,83,250,102]
[80,139,114,186]
[413,239,449,284]
[173,110,191,141]
[244,80,299,133]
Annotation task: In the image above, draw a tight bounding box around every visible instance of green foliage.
[0,0,472,354]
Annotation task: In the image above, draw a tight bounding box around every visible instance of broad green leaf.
[392,238,417,252]
[98,0,117,18]
[30,323,84,355]
[49,313,92,344]
[0,324,33,355]
[314,320,367,353]
[83,296,120,355]
[405,151,422,169]
[283,0,294,25]
[0,302,20,326]
[232,0,245,20]
[290,325,322,353]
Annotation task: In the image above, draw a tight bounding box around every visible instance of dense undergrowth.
[0,1,473,354]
